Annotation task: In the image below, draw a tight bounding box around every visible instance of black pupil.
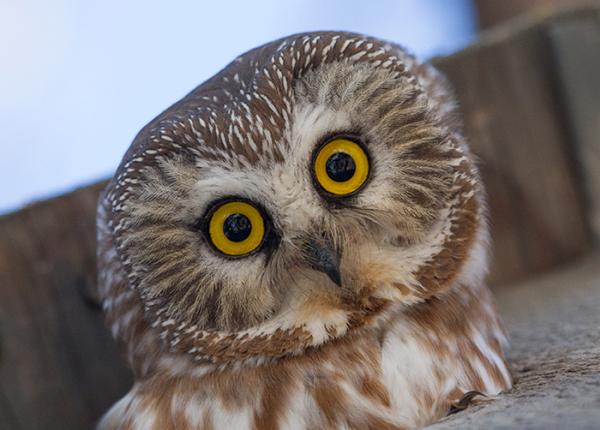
[223,213,252,242]
[326,152,355,182]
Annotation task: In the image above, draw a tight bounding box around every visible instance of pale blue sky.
[0,0,476,213]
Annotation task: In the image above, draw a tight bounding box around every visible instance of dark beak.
[303,237,342,286]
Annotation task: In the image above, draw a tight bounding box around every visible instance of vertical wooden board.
[550,13,600,240]
[493,27,588,270]
[435,49,524,283]
[434,18,591,285]
[0,183,132,430]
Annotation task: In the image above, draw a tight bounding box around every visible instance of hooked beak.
[303,237,342,286]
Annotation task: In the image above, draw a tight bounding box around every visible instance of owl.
[97,32,512,429]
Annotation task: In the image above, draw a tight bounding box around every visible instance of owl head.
[100,32,485,366]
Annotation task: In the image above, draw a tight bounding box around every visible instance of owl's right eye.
[206,200,266,256]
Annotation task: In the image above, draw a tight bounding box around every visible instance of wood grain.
[0,182,131,429]
[434,6,593,284]
[549,10,600,240]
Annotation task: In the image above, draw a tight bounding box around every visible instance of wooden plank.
[0,182,132,430]
[474,0,574,30]
[549,11,600,240]
[433,7,593,284]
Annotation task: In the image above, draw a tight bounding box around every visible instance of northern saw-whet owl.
[97,32,512,429]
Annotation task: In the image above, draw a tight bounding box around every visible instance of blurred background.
[0,0,482,213]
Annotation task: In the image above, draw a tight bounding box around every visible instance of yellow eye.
[208,201,265,256]
[313,137,370,196]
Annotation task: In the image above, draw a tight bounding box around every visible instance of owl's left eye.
[313,136,370,197]
[206,200,266,256]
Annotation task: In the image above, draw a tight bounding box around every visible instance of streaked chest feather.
[100,300,511,430]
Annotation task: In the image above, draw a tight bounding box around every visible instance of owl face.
[104,33,481,365]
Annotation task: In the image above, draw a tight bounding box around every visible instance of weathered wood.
[0,5,597,429]
[0,182,132,430]
[549,10,600,240]
[475,0,574,30]
[433,6,594,284]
